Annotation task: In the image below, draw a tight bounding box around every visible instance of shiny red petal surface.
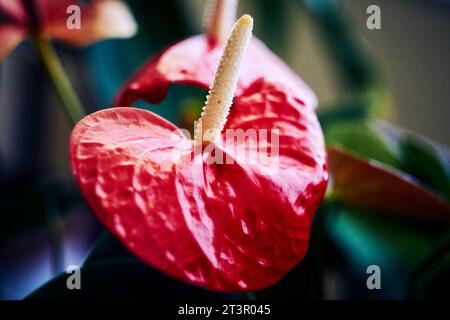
[70,80,328,292]
[114,35,317,109]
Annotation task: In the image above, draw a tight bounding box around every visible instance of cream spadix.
[196,14,253,144]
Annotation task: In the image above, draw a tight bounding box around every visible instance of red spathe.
[72,29,328,292]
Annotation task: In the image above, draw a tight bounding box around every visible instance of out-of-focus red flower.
[0,0,137,60]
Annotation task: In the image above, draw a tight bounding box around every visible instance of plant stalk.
[34,36,86,125]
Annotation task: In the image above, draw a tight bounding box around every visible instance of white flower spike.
[196,14,254,144]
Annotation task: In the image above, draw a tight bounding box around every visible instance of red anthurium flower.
[70,15,328,292]
[0,0,136,60]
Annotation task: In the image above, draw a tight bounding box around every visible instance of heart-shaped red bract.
[70,78,328,292]
[114,35,317,110]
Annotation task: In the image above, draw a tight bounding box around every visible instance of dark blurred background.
[1,0,449,299]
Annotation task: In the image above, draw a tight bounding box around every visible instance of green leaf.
[400,134,450,202]
[325,122,401,169]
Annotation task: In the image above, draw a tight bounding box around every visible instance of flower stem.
[196,15,253,143]
[34,36,86,125]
